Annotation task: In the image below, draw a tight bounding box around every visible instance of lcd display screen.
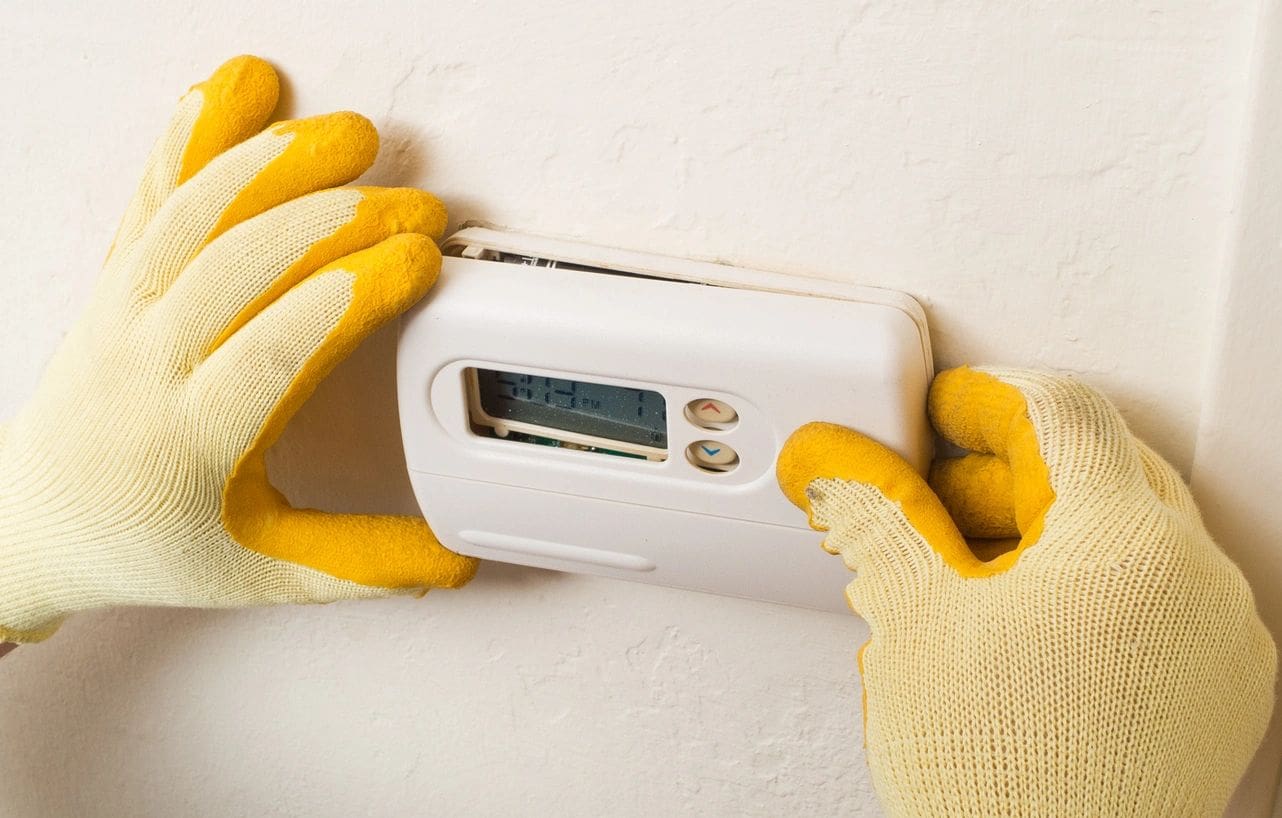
[474,368,667,448]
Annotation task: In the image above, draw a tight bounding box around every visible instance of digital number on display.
[473,368,668,448]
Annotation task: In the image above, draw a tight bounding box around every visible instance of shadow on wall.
[263,115,491,519]
[265,320,422,516]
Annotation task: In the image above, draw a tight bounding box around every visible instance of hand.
[0,56,476,643]
[777,366,1276,818]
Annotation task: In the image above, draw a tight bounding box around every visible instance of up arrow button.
[686,398,738,427]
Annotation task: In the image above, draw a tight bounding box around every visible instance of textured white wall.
[0,2,1268,816]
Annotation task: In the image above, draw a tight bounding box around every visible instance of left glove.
[0,55,477,643]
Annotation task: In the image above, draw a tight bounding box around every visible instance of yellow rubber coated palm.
[777,366,1276,818]
[0,56,476,642]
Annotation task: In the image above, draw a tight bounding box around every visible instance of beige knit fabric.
[0,91,406,641]
[806,369,1276,818]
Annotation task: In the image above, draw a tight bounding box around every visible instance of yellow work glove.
[0,56,476,643]
[777,366,1276,818]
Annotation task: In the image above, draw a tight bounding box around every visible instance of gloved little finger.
[111,55,278,261]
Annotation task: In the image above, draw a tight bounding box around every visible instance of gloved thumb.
[777,422,988,612]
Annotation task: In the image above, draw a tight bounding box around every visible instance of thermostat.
[396,226,933,612]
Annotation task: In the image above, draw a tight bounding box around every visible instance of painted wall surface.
[0,2,1270,816]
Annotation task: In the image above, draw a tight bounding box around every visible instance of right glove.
[777,366,1276,818]
[0,56,477,643]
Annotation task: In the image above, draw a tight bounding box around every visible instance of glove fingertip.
[269,111,380,179]
[352,186,449,241]
[777,422,917,515]
[777,422,854,513]
[179,55,280,185]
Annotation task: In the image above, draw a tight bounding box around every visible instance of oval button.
[687,440,739,472]
[685,398,738,429]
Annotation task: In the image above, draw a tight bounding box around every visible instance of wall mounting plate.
[397,226,933,612]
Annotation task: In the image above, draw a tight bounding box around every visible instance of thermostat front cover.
[397,227,933,613]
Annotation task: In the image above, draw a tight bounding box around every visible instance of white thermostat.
[397,226,933,612]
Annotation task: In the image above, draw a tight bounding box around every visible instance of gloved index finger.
[928,367,1056,544]
[930,365,1160,554]
[928,366,1036,457]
